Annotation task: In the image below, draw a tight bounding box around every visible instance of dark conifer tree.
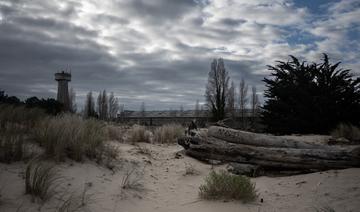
[262,54,360,134]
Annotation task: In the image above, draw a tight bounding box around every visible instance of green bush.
[34,114,107,162]
[331,123,360,143]
[153,124,184,144]
[199,170,257,202]
[25,160,61,202]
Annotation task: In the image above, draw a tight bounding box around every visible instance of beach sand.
[1,142,359,212]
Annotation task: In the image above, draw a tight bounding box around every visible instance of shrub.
[331,123,360,143]
[25,160,61,202]
[128,125,151,143]
[153,124,183,144]
[0,134,24,163]
[199,170,257,202]
[34,114,106,162]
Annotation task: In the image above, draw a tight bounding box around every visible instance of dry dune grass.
[153,124,184,144]
[199,170,257,202]
[0,104,45,163]
[331,123,360,143]
[0,134,24,163]
[25,159,62,202]
[0,104,45,133]
[128,125,151,143]
[34,114,107,162]
[106,125,125,142]
[56,182,95,212]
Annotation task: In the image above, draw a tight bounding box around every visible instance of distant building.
[55,71,71,111]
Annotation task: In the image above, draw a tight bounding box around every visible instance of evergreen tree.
[262,54,360,134]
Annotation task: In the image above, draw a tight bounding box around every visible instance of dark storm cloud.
[0,0,358,110]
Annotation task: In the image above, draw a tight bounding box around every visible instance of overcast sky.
[0,0,359,111]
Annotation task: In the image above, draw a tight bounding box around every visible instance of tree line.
[2,53,358,135]
[205,54,360,134]
[0,91,63,115]
[83,90,121,120]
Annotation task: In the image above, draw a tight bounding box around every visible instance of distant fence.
[116,115,261,128]
[116,116,209,126]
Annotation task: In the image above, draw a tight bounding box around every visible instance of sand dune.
[1,142,359,212]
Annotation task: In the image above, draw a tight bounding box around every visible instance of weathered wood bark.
[178,136,360,170]
[208,126,336,149]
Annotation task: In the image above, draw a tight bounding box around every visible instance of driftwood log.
[208,126,334,149]
[178,127,360,174]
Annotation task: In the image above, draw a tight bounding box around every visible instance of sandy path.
[1,143,359,212]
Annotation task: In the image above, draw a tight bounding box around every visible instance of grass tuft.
[34,114,106,162]
[56,183,94,212]
[0,104,45,133]
[331,123,360,143]
[106,125,124,142]
[128,125,151,143]
[0,134,24,163]
[25,159,61,202]
[199,170,257,202]
[153,124,184,144]
[0,104,45,163]
[121,166,144,191]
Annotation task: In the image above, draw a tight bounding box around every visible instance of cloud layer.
[0,0,359,110]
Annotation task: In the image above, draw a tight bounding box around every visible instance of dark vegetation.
[262,54,360,134]
[0,91,63,115]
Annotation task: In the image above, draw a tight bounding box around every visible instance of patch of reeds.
[153,124,184,144]
[106,125,124,142]
[0,104,45,133]
[128,125,151,143]
[0,133,24,163]
[34,114,107,162]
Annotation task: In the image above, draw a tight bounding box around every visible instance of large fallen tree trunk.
[178,136,360,171]
[208,126,336,149]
